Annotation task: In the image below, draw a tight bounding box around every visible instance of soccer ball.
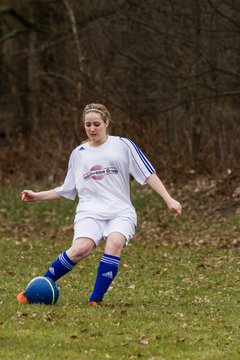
[25,276,59,305]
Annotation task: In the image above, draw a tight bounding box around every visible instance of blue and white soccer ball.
[25,276,59,305]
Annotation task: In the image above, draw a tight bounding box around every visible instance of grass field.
[0,183,240,359]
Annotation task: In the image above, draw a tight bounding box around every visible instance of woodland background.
[0,0,239,186]
[1,3,240,358]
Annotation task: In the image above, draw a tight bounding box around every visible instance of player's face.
[84,112,109,145]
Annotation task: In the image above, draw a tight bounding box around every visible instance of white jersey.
[54,136,155,225]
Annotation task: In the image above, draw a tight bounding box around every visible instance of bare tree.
[0,0,239,181]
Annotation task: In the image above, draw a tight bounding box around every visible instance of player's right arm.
[22,149,77,203]
[21,189,63,202]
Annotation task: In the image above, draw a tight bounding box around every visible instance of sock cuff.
[101,253,120,268]
[59,251,76,270]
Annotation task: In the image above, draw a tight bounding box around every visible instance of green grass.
[0,184,240,359]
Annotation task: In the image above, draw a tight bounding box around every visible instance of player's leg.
[17,237,95,304]
[44,217,102,282]
[89,218,135,305]
[89,232,125,304]
[104,233,126,257]
[17,217,101,304]
[44,237,95,282]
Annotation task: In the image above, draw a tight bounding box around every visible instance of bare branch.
[159,91,240,113]
[208,0,240,29]
[63,0,84,74]
[0,6,42,31]
[0,29,28,44]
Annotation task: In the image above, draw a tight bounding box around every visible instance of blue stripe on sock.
[101,258,120,267]
[63,251,76,266]
[59,255,72,270]
[101,257,120,265]
[101,254,120,267]
[103,254,120,260]
[102,255,120,261]
[59,252,75,270]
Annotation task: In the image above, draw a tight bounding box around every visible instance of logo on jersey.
[83,165,118,181]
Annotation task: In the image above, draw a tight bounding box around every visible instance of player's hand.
[21,190,38,202]
[166,198,182,218]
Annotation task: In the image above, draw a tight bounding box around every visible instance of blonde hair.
[82,103,111,123]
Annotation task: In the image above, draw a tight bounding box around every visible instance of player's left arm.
[146,173,182,217]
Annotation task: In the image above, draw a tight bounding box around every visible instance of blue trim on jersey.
[120,137,155,174]
[127,138,155,173]
[120,138,146,178]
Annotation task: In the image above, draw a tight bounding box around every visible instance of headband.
[85,109,106,117]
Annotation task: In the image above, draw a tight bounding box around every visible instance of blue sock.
[44,251,76,282]
[89,254,120,302]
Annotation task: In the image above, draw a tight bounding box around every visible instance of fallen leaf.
[138,335,149,345]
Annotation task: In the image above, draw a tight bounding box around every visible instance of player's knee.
[69,245,90,262]
[68,239,94,262]
[105,235,125,256]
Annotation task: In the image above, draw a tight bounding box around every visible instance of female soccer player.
[17,103,182,305]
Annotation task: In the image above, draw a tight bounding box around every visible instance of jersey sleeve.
[54,151,77,200]
[120,137,155,185]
